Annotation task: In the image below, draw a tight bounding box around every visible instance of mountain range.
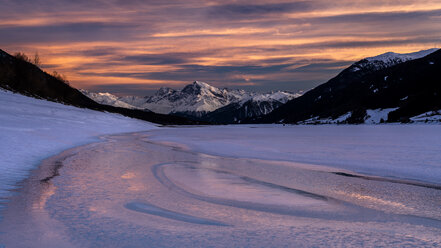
[82,48,440,124]
[81,81,301,123]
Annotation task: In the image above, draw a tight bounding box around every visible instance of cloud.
[0,22,139,44]
[79,47,120,57]
[315,8,441,24]
[208,2,313,18]
[122,52,213,65]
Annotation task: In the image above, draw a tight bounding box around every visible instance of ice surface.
[0,90,156,210]
[147,125,441,185]
[1,132,440,247]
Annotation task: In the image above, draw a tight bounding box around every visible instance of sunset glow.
[1,0,440,95]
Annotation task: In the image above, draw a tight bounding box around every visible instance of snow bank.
[364,108,398,124]
[410,110,441,122]
[147,125,441,185]
[0,90,156,207]
[297,112,352,124]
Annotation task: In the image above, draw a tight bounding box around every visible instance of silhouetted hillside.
[0,49,205,125]
[250,49,441,124]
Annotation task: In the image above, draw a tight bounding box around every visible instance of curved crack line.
[125,202,230,226]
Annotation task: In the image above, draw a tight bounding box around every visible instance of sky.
[1,0,441,96]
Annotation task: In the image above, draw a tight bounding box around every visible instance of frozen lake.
[148,125,441,185]
[1,130,440,247]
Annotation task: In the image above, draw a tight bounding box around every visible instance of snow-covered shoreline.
[0,90,157,211]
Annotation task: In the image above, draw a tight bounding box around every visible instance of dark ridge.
[247,49,441,124]
[201,100,284,124]
[333,172,362,178]
[0,49,206,125]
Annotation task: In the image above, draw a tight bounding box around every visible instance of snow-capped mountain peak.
[156,87,176,97]
[351,48,439,72]
[365,48,438,63]
[191,81,213,90]
[182,81,222,96]
[166,81,251,115]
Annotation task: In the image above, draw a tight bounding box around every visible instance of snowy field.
[147,124,441,185]
[0,90,156,210]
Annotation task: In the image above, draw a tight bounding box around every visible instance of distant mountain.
[0,49,202,125]
[83,81,300,122]
[142,81,253,117]
[250,48,441,124]
[202,91,301,124]
[79,90,142,109]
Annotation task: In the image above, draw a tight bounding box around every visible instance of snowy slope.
[297,108,400,124]
[410,110,441,122]
[364,108,399,124]
[0,90,157,211]
[297,112,353,124]
[82,81,299,118]
[248,91,300,103]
